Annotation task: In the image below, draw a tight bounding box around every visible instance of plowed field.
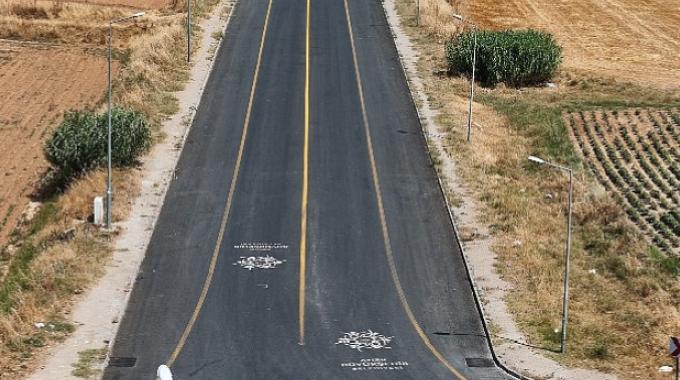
[8,0,171,9]
[464,0,680,90]
[0,43,115,247]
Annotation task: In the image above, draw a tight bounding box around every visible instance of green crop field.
[566,108,680,254]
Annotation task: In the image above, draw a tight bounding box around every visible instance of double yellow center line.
[298,0,312,346]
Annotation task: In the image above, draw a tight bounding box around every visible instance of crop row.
[568,109,679,254]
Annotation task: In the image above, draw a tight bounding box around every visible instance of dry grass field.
[0,42,116,250]
[459,0,680,90]
[4,0,170,10]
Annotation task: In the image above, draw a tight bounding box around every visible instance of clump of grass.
[72,348,107,379]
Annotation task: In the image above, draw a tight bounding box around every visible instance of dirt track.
[0,43,114,248]
[464,0,680,90]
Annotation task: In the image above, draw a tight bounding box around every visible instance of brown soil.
[461,0,680,90]
[0,41,116,249]
[4,0,170,9]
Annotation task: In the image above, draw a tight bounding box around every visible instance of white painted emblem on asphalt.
[234,242,289,251]
[340,358,409,372]
[233,255,285,270]
[335,330,393,351]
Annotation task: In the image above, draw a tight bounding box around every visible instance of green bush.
[45,107,151,180]
[445,29,562,87]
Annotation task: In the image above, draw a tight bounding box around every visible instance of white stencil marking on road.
[335,330,393,351]
[234,242,289,251]
[341,358,409,372]
[233,255,285,270]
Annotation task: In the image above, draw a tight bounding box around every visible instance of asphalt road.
[104,0,515,378]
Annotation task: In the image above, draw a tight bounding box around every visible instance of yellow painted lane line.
[298,0,311,346]
[341,0,467,378]
[166,0,275,367]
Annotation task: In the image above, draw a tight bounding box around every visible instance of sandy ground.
[0,43,114,252]
[382,0,618,379]
[460,0,680,90]
[25,2,232,379]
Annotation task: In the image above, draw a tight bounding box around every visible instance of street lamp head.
[528,155,546,165]
[452,14,464,21]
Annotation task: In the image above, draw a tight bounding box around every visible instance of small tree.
[45,107,151,180]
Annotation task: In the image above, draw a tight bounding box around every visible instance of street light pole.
[528,155,573,354]
[106,12,145,230]
[561,167,573,354]
[416,0,420,26]
[467,25,476,143]
[187,0,192,63]
[453,14,477,143]
[107,22,113,230]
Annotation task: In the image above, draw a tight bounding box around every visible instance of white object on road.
[157,365,173,380]
[659,366,673,373]
[94,196,104,225]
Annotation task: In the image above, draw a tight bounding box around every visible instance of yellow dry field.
[0,42,115,248]
[463,0,680,90]
[8,0,170,9]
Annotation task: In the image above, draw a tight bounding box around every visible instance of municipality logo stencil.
[335,330,394,351]
[234,255,285,270]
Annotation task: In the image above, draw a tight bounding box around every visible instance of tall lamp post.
[107,11,145,230]
[416,0,420,26]
[187,0,192,63]
[528,155,573,354]
[452,14,476,143]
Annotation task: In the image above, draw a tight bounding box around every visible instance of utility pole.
[187,0,192,63]
[106,12,145,230]
[528,156,574,353]
[452,14,477,143]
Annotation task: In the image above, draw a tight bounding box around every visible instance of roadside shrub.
[44,107,151,180]
[445,29,562,87]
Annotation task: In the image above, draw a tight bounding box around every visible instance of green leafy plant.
[44,107,151,180]
[445,29,562,87]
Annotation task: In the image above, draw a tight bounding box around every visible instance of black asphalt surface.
[104,0,514,378]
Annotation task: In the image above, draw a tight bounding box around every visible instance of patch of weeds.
[585,341,613,360]
[72,348,107,379]
[649,246,680,277]
[211,30,224,40]
[28,201,58,236]
[539,324,562,346]
[0,242,39,313]
[1,204,16,230]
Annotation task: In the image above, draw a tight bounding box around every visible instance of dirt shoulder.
[25,2,233,379]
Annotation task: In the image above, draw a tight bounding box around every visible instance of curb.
[378,2,530,379]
